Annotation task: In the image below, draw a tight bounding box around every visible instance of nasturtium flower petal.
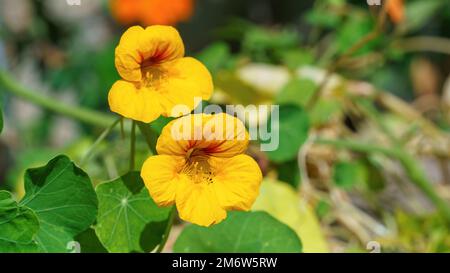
[108,80,164,123]
[140,155,186,206]
[210,155,262,211]
[158,57,213,116]
[156,113,249,157]
[175,179,227,227]
[114,26,145,82]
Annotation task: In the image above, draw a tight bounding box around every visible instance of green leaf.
[333,161,367,189]
[277,159,301,188]
[315,199,331,219]
[336,14,381,56]
[276,78,317,107]
[362,157,386,192]
[399,0,444,33]
[0,191,40,253]
[174,211,302,253]
[278,49,314,70]
[264,104,309,163]
[95,172,171,253]
[196,42,230,74]
[243,27,300,63]
[215,71,273,105]
[74,228,108,253]
[0,239,39,253]
[19,155,98,252]
[310,99,342,126]
[305,9,342,28]
[252,180,328,253]
[149,116,173,135]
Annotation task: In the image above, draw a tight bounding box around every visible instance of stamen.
[182,149,214,184]
[140,65,168,89]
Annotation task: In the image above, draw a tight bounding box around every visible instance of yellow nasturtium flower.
[108,25,213,123]
[140,113,263,227]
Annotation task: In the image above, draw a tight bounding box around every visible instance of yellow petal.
[115,26,145,82]
[156,113,249,157]
[139,25,185,63]
[115,25,184,82]
[176,179,227,227]
[108,80,164,123]
[158,57,213,116]
[209,154,262,210]
[140,155,186,206]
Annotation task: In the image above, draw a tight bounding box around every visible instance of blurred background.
[0,0,449,252]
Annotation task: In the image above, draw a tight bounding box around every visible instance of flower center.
[139,63,168,89]
[182,149,214,184]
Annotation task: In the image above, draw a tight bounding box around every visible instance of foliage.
[95,172,171,253]
[0,156,97,252]
[1,0,450,253]
[174,211,302,253]
[263,104,309,163]
[252,179,328,252]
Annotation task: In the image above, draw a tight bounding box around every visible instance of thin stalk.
[356,98,399,145]
[156,206,176,253]
[80,117,121,166]
[120,118,125,139]
[393,36,450,56]
[315,138,401,158]
[0,71,115,128]
[306,2,388,110]
[129,120,136,171]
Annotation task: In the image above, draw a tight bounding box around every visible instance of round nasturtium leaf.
[95,172,172,253]
[0,191,40,253]
[19,155,98,253]
[263,104,309,163]
[74,228,108,253]
[252,179,329,253]
[174,211,302,253]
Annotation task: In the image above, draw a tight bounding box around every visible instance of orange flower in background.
[110,0,140,25]
[387,0,404,24]
[110,0,194,26]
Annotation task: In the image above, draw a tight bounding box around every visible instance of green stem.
[156,206,176,253]
[306,3,387,110]
[316,138,450,223]
[315,138,401,157]
[120,118,125,139]
[397,154,450,221]
[356,98,399,145]
[0,70,115,128]
[80,117,121,166]
[129,120,136,171]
